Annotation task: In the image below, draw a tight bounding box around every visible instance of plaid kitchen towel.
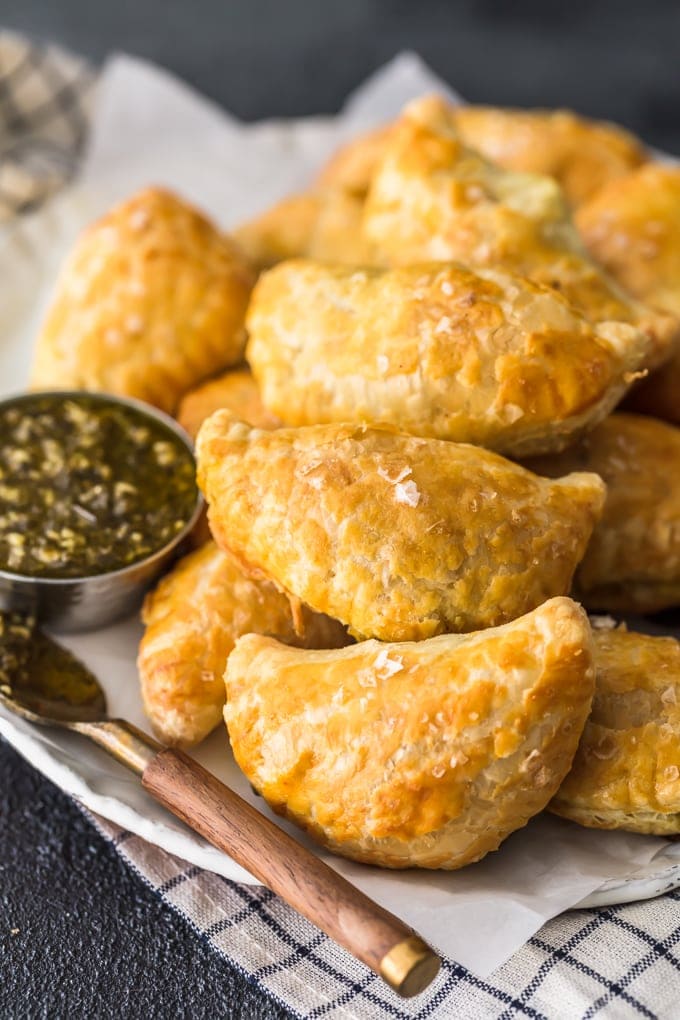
[90,813,680,1020]
[4,28,680,1019]
[0,30,93,221]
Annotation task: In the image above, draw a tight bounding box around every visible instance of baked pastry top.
[362,96,677,370]
[177,368,280,440]
[31,188,255,413]
[315,123,396,197]
[234,193,321,267]
[225,597,595,868]
[577,165,680,318]
[452,106,647,206]
[577,164,680,425]
[138,541,347,748]
[196,411,605,641]
[247,258,651,456]
[316,108,646,208]
[234,188,368,269]
[524,413,680,614]
[551,626,680,835]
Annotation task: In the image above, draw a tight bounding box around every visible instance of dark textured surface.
[1,3,679,1018]
[0,738,292,1019]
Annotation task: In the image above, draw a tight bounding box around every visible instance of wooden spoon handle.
[142,748,440,997]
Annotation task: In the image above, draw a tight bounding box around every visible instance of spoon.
[0,611,440,998]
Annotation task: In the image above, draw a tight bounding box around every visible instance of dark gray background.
[3,0,680,152]
[2,2,680,1018]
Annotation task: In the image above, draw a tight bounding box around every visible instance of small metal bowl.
[0,390,204,633]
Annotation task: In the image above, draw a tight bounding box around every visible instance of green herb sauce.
[0,394,198,578]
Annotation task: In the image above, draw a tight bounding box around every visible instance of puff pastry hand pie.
[524,413,680,614]
[234,189,368,269]
[452,106,647,207]
[177,368,280,440]
[246,259,650,456]
[31,188,255,413]
[551,627,680,835]
[225,597,595,869]
[234,193,321,267]
[316,123,396,196]
[362,96,676,369]
[577,165,680,424]
[138,541,347,747]
[196,412,605,641]
[316,108,646,208]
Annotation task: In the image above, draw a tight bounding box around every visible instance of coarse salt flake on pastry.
[225,597,596,869]
[196,411,606,641]
[246,258,651,457]
[138,541,348,748]
[551,626,680,835]
[31,187,256,414]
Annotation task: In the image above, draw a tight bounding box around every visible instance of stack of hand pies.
[31,96,680,869]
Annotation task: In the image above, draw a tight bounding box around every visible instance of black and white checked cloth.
[92,815,680,1020]
[3,27,680,1019]
[0,30,93,221]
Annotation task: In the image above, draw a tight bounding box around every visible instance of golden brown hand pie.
[196,411,605,641]
[316,109,646,208]
[362,96,677,370]
[177,368,280,441]
[225,597,595,869]
[31,188,255,414]
[452,106,647,207]
[315,123,397,196]
[234,189,368,269]
[234,193,321,267]
[138,541,347,748]
[246,259,650,456]
[577,165,680,424]
[551,626,680,835]
[524,413,680,614]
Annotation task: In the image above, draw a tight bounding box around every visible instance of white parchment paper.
[0,51,677,978]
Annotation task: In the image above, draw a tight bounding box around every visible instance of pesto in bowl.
[0,392,199,580]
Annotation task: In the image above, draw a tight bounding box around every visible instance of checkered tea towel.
[91,814,680,1020]
[4,27,680,1019]
[0,30,93,221]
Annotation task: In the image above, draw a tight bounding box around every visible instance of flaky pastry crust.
[577,165,680,424]
[246,259,650,456]
[31,188,255,413]
[315,123,396,196]
[234,189,368,268]
[362,96,677,370]
[177,368,280,441]
[196,412,605,641]
[525,413,680,614]
[225,597,595,869]
[316,109,646,208]
[453,106,647,207]
[234,193,321,267]
[551,627,680,835]
[138,542,347,748]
